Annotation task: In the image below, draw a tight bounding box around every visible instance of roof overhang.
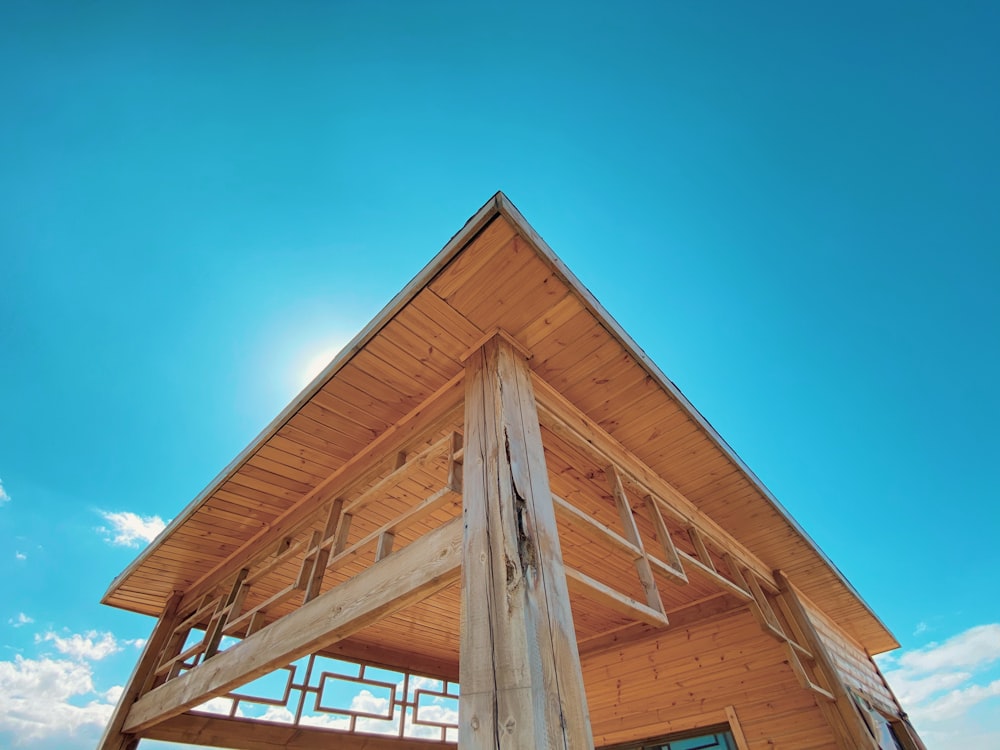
[104,192,898,653]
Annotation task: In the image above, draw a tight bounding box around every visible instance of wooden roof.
[103,192,897,654]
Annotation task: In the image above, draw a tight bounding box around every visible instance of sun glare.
[296,339,351,392]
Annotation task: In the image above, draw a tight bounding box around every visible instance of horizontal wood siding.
[584,609,838,750]
[806,599,899,716]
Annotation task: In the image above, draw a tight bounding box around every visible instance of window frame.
[598,723,738,750]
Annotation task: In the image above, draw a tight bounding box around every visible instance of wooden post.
[774,571,880,750]
[98,591,182,750]
[460,334,593,749]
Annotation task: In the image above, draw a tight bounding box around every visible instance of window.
[601,725,737,750]
[852,691,906,750]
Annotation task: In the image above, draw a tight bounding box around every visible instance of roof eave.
[102,193,507,607]
[104,191,898,654]
[493,193,898,652]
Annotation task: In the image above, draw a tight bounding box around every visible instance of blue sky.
[1,2,998,748]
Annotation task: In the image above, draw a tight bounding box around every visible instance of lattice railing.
[142,430,463,697]
[193,653,459,742]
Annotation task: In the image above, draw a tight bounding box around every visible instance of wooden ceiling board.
[295,401,382,448]
[516,288,582,348]
[255,443,338,481]
[559,346,636,397]
[371,318,462,381]
[532,307,604,359]
[409,289,484,345]
[274,422,357,464]
[428,215,518,299]
[313,378,395,433]
[246,453,325,487]
[443,235,531,318]
[464,259,567,335]
[544,338,626,395]
[392,304,472,363]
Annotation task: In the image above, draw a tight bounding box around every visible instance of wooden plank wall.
[805,600,900,716]
[584,608,839,750]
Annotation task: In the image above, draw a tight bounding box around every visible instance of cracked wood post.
[460,333,593,749]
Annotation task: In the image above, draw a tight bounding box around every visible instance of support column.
[774,571,880,750]
[98,591,182,750]
[460,333,593,749]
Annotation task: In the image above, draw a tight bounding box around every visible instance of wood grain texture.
[460,335,593,750]
[124,518,462,734]
[144,712,456,750]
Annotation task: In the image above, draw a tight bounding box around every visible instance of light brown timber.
[460,334,593,749]
[775,570,880,750]
[177,373,465,611]
[144,712,456,750]
[123,517,462,734]
[98,592,182,750]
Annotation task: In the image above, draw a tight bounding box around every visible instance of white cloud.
[104,685,124,705]
[919,722,1000,748]
[296,707,350,730]
[36,631,121,661]
[918,678,1000,722]
[0,655,115,743]
[881,623,1000,742]
[195,696,241,717]
[0,477,10,505]
[9,613,34,628]
[97,510,167,547]
[216,678,458,740]
[255,705,296,724]
[407,699,459,739]
[295,689,391,733]
[15,551,26,561]
[898,624,1000,673]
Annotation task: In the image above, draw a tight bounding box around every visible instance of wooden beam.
[552,492,644,560]
[497,191,894,652]
[143,711,456,750]
[460,335,593,749]
[178,372,465,611]
[564,567,668,627]
[325,486,459,574]
[643,493,686,583]
[204,568,249,659]
[343,431,456,515]
[318,639,460,683]
[532,373,779,589]
[607,465,665,617]
[676,550,753,602]
[98,592,182,750]
[123,517,463,734]
[725,705,751,750]
[686,526,714,571]
[376,531,396,560]
[303,499,343,602]
[724,555,784,643]
[775,570,880,750]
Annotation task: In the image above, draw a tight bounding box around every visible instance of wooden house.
[100,193,925,750]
